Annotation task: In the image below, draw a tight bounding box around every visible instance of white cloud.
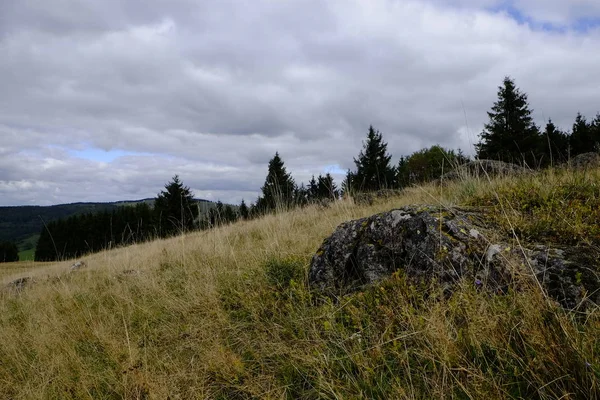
[1,0,599,205]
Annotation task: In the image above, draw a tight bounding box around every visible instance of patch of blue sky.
[572,17,600,33]
[322,164,347,175]
[487,2,600,33]
[486,3,562,32]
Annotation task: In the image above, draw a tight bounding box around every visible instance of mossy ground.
[1,167,599,399]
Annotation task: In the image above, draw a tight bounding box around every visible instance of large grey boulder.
[309,206,507,294]
[565,152,600,170]
[442,159,528,180]
[526,245,600,309]
[309,206,600,309]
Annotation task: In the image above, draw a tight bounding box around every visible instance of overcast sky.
[1,0,599,206]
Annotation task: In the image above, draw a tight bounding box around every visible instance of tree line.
[35,178,196,261]
[476,77,600,167]
[243,76,600,210]
[35,203,156,261]
[29,76,600,262]
[32,158,341,261]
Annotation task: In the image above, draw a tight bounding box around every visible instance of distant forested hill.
[0,202,124,244]
[0,198,214,256]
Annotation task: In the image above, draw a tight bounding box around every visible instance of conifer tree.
[239,199,249,220]
[255,152,296,212]
[154,175,198,236]
[396,156,407,187]
[209,202,239,225]
[539,119,569,166]
[346,125,396,192]
[305,174,338,202]
[570,113,594,156]
[294,183,309,206]
[223,204,237,223]
[476,77,541,166]
[307,175,319,201]
[317,173,338,200]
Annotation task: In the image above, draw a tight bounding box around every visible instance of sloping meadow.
[1,167,599,399]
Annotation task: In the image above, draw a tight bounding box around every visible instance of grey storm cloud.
[1,0,600,205]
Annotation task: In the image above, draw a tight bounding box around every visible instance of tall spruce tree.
[255,152,296,212]
[476,77,541,166]
[154,175,198,236]
[239,199,249,220]
[346,125,395,192]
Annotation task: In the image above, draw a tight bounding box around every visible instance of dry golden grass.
[0,170,599,399]
[0,261,59,281]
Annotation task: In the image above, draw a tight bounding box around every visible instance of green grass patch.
[18,248,35,261]
[16,233,39,261]
[464,169,600,246]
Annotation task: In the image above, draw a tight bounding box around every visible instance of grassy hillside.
[1,168,599,398]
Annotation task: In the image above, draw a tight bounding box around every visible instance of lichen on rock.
[309,205,600,309]
[309,206,506,294]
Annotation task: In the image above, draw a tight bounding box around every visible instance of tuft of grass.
[0,168,599,398]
